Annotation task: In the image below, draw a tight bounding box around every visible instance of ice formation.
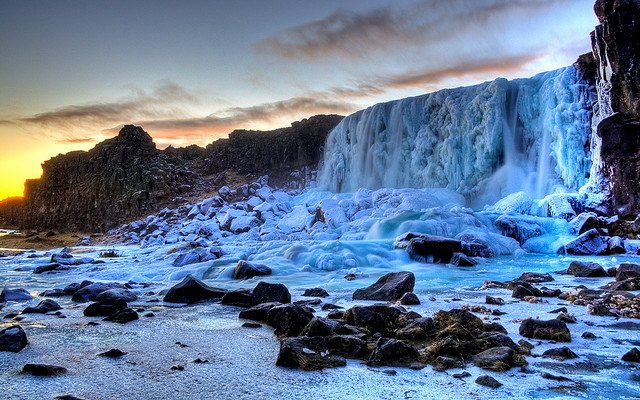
[318,67,594,206]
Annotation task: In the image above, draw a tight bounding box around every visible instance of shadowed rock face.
[591,0,640,215]
[0,115,343,231]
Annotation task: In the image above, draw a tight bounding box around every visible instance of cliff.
[0,115,343,231]
[591,0,640,216]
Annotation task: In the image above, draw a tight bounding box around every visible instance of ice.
[318,67,594,206]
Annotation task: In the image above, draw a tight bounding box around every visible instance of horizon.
[0,0,597,200]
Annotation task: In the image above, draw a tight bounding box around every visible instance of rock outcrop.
[0,115,342,231]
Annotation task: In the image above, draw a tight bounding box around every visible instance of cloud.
[55,137,97,144]
[257,0,574,61]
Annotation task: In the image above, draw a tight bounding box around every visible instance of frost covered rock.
[315,199,348,228]
[173,248,218,267]
[0,287,33,302]
[492,191,533,214]
[277,205,311,234]
[352,271,415,301]
[494,216,543,244]
[163,275,227,304]
[230,215,261,234]
[558,229,607,255]
[0,325,28,352]
[233,260,272,279]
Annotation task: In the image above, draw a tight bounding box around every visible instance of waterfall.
[318,66,594,206]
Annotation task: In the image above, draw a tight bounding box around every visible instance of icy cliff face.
[318,67,594,206]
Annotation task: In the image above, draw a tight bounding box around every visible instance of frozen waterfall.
[318,66,594,207]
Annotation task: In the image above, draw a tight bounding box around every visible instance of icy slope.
[318,67,593,205]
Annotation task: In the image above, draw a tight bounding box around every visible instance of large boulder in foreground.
[233,260,272,279]
[519,319,571,342]
[251,281,291,305]
[352,271,415,301]
[163,275,227,304]
[0,325,28,352]
[266,304,314,337]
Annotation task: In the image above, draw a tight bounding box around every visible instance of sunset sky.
[0,0,597,200]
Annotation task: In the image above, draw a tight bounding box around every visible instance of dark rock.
[302,288,329,298]
[321,303,342,311]
[163,275,227,304]
[486,296,505,306]
[495,216,543,244]
[452,371,472,379]
[515,272,554,283]
[519,319,571,342]
[252,281,291,305]
[518,339,534,355]
[241,322,262,328]
[239,302,281,322]
[22,299,61,314]
[432,356,463,372]
[622,347,640,362]
[567,261,607,277]
[343,304,407,336]
[558,229,607,255]
[434,309,484,332]
[367,338,421,368]
[399,292,420,305]
[326,310,344,319]
[607,266,618,277]
[582,331,597,339]
[556,312,577,324]
[103,308,139,324]
[233,260,272,279]
[96,288,138,303]
[475,375,503,389]
[344,273,357,281]
[84,299,127,317]
[97,348,127,358]
[405,235,462,263]
[542,346,578,360]
[41,289,67,297]
[326,335,368,358]
[72,282,124,302]
[0,287,32,302]
[33,263,66,274]
[549,307,568,314]
[276,336,346,370]
[511,282,543,299]
[395,317,437,341]
[602,278,640,291]
[266,304,314,337]
[0,325,28,352]
[221,289,254,307]
[472,346,524,372]
[352,271,415,301]
[54,395,89,400]
[450,252,477,267]
[22,363,67,376]
[616,263,640,281]
[542,372,572,381]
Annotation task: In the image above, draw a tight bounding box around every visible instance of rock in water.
[367,338,421,368]
[352,271,415,301]
[302,288,329,298]
[405,235,462,263]
[104,308,139,324]
[0,287,32,302]
[616,264,640,281]
[84,299,127,317]
[622,347,640,362]
[72,282,124,302]
[476,375,503,389]
[399,292,420,305]
[472,346,523,372]
[163,275,227,304]
[266,304,314,337]
[22,299,62,314]
[558,229,607,255]
[542,347,579,361]
[276,337,346,370]
[95,288,138,303]
[97,348,127,358]
[251,282,291,305]
[0,325,28,352]
[233,260,272,279]
[519,319,571,342]
[221,289,253,307]
[22,363,67,376]
[566,261,607,277]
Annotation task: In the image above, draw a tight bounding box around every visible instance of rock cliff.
[0,115,342,231]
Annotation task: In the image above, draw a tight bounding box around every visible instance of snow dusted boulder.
[0,287,33,302]
[254,202,276,221]
[558,229,607,255]
[352,271,415,301]
[233,260,272,279]
[0,325,28,352]
[569,212,605,235]
[173,247,218,267]
[315,199,348,228]
[491,191,533,214]
[230,215,261,234]
[534,194,580,220]
[277,205,311,234]
[246,196,262,210]
[494,216,543,244]
[163,275,227,304]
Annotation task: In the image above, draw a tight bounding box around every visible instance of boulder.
[566,261,607,277]
[239,302,281,322]
[163,275,227,304]
[22,299,61,314]
[486,296,505,305]
[399,292,420,305]
[352,271,415,301]
[266,304,314,337]
[233,260,272,279]
[475,375,503,389]
[72,282,124,302]
[0,325,28,352]
[276,336,346,370]
[33,263,66,274]
[558,229,607,255]
[22,363,67,376]
[450,252,477,267]
[616,263,640,281]
[367,338,421,368]
[302,288,329,298]
[511,282,543,299]
[84,299,127,317]
[97,348,127,358]
[472,346,523,372]
[519,319,571,342]
[495,216,543,244]
[622,347,640,362]
[95,288,138,303]
[395,317,437,341]
[251,282,291,305]
[343,304,407,336]
[103,308,139,324]
[405,235,462,263]
[514,272,553,283]
[221,289,253,307]
[432,356,464,372]
[542,346,578,361]
[0,287,33,302]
